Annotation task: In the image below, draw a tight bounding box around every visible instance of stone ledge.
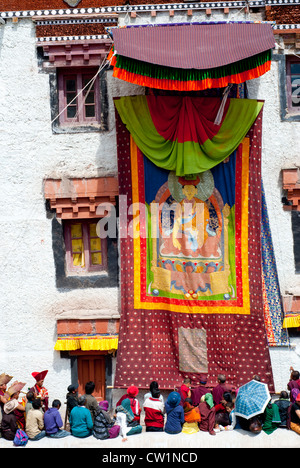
[55,309,120,320]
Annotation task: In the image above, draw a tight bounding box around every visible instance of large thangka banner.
[114,95,275,391]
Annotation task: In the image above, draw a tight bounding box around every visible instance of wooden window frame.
[58,67,101,126]
[64,220,107,275]
[286,56,300,115]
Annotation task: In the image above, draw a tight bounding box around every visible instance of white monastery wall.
[0,11,299,407]
[247,59,300,392]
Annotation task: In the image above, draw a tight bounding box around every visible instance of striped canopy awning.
[108,22,275,91]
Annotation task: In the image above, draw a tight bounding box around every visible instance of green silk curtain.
[114,95,263,176]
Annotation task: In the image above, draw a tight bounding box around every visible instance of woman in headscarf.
[164,391,184,435]
[93,400,120,440]
[115,398,142,442]
[198,393,217,435]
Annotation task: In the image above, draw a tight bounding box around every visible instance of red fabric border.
[136,144,244,308]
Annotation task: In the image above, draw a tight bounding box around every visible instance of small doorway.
[76,352,106,402]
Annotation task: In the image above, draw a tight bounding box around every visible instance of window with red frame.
[286,57,300,114]
[58,68,100,125]
[64,221,107,274]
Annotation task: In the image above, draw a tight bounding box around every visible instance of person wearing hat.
[290,392,300,435]
[1,384,26,440]
[0,373,13,433]
[116,385,141,423]
[1,399,20,440]
[0,373,13,406]
[164,391,184,435]
[30,370,49,412]
[93,400,120,440]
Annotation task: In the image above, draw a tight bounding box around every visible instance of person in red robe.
[198,393,216,435]
[212,374,234,405]
[30,370,49,412]
[191,374,210,406]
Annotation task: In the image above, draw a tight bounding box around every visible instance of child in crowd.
[179,378,192,406]
[25,391,35,416]
[214,392,234,430]
[216,402,235,431]
[164,391,184,435]
[44,399,70,438]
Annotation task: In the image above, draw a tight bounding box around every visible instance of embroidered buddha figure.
[159,172,223,260]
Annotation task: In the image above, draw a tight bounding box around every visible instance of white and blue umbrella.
[234,380,271,419]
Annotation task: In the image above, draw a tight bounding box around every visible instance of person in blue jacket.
[69,395,93,438]
[44,399,70,438]
[164,391,184,434]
